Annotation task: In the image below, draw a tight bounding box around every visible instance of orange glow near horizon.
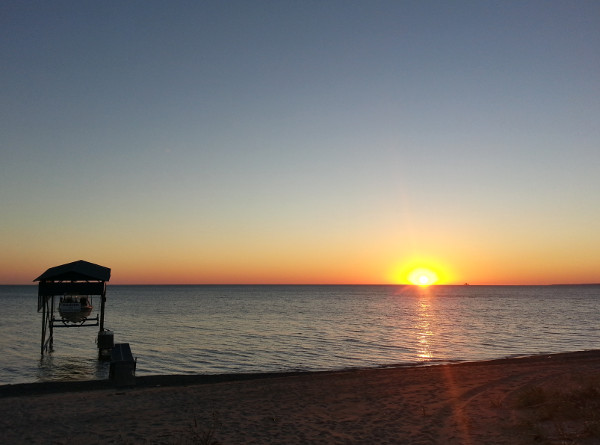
[389,258,452,286]
[3,247,599,285]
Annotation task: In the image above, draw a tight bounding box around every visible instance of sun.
[418,275,430,285]
[389,259,450,285]
[408,267,439,286]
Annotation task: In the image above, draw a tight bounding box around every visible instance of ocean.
[1,284,599,385]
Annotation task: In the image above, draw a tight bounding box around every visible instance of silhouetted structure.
[35,260,111,355]
[110,343,136,387]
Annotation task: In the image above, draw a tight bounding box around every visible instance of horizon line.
[3,282,600,286]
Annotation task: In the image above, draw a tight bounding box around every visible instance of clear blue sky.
[1,1,599,284]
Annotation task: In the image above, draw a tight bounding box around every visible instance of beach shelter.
[35,260,111,355]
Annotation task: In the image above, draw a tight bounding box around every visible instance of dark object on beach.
[110,343,136,387]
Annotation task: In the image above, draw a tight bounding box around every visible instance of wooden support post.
[40,296,54,355]
[99,292,106,332]
[40,297,46,355]
[49,295,54,351]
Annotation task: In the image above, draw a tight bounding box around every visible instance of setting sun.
[388,259,451,286]
[408,268,439,286]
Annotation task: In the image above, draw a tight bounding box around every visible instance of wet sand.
[1,350,600,444]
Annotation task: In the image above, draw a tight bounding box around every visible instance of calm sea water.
[0,285,599,385]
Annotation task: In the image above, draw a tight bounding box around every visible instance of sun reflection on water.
[416,292,435,360]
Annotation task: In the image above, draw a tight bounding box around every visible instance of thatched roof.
[34,260,111,282]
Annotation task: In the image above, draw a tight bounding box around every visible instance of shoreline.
[2,349,598,397]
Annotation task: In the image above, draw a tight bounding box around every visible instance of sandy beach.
[1,350,600,444]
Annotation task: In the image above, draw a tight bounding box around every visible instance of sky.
[1,1,599,285]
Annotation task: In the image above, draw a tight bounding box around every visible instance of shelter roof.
[34,260,111,282]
